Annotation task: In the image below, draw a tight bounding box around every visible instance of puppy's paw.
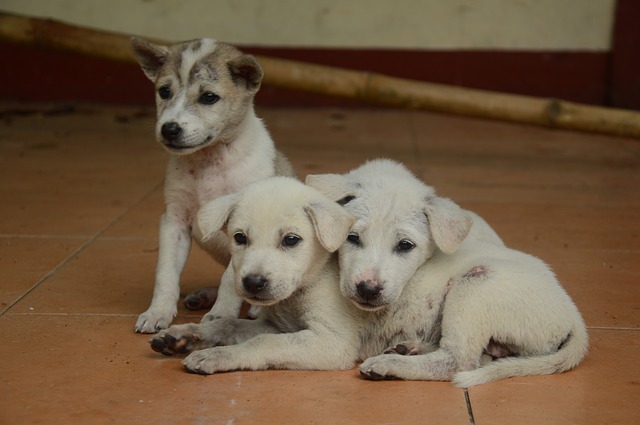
[359,356,400,381]
[383,340,436,356]
[183,286,218,311]
[182,347,234,375]
[150,323,204,356]
[135,309,175,334]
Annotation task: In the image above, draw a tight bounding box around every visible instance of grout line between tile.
[0,234,91,239]
[464,388,476,425]
[5,312,202,318]
[587,326,639,332]
[0,180,164,317]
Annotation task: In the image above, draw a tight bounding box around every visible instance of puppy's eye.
[347,232,360,246]
[234,232,248,245]
[337,195,355,206]
[199,91,220,105]
[396,239,415,253]
[158,85,172,100]
[282,234,301,248]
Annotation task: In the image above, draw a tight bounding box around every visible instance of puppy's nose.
[243,274,268,294]
[356,281,382,300]
[161,122,182,141]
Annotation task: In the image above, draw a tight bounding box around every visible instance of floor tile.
[543,249,640,329]
[467,329,640,425]
[1,104,639,425]
[102,186,164,239]
[460,203,640,252]
[0,107,165,236]
[261,108,416,157]
[7,238,224,318]
[0,315,471,425]
[0,237,87,313]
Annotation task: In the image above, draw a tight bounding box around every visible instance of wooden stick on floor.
[1,11,639,139]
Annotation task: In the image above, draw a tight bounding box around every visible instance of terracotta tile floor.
[1,103,639,424]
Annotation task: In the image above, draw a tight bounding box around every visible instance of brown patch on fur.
[463,266,488,279]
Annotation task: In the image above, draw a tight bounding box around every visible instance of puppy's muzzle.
[243,274,269,295]
[161,122,182,142]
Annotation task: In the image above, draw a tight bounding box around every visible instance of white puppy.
[307,159,588,387]
[130,38,294,333]
[149,177,362,374]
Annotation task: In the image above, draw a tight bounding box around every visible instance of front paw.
[135,308,175,333]
[150,323,203,356]
[182,347,233,375]
[359,356,400,381]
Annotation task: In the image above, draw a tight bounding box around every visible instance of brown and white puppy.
[130,37,294,333]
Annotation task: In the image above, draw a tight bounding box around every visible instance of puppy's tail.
[452,323,589,388]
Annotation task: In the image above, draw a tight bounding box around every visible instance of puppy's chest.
[264,298,308,333]
[191,165,238,204]
[166,158,248,208]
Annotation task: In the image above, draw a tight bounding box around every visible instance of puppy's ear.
[423,197,472,254]
[304,200,356,253]
[197,193,238,242]
[130,37,169,81]
[228,55,263,92]
[305,174,357,205]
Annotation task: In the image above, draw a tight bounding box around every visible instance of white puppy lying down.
[150,177,362,374]
[306,159,588,387]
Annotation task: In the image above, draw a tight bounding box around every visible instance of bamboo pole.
[1,11,639,139]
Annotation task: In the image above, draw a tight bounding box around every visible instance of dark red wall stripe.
[244,46,609,107]
[0,40,611,108]
[609,0,640,110]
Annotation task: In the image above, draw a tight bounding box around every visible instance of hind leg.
[360,348,459,381]
[362,326,487,381]
[184,286,218,310]
[383,340,437,356]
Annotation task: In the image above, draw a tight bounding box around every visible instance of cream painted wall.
[0,0,616,51]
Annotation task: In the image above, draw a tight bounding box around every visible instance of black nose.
[356,281,382,300]
[161,122,182,141]
[243,274,268,294]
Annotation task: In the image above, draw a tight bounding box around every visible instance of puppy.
[130,37,294,333]
[307,159,588,387]
[149,177,362,374]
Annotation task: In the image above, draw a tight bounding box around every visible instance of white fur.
[150,177,363,374]
[307,159,588,387]
[130,38,294,333]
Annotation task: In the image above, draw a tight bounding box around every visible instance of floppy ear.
[423,196,472,254]
[305,173,357,205]
[196,193,238,242]
[304,200,356,253]
[130,37,169,81]
[228,54,264,92]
